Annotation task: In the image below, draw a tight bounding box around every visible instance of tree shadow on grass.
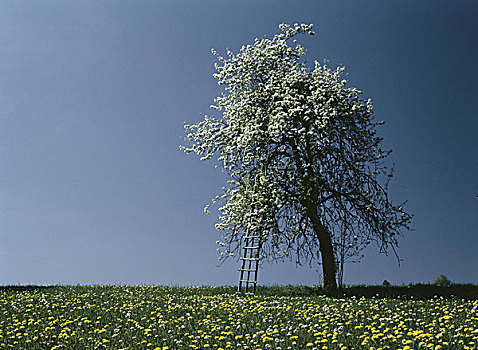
[304,284,478,299]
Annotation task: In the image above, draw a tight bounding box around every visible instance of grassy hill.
[1,284,477,349]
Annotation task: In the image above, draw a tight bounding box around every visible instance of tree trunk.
[305,204,338,296]
[316,227,338,296]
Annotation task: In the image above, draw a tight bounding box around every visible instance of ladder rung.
[240,257,259,261]
[243,236,259,239]
[243,246,259,249]
[240,280,257,284]
[238,268,256,272]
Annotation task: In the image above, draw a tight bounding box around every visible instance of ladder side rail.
[238,235,250,293]
[245,236,257,293]
[252,236,262,294]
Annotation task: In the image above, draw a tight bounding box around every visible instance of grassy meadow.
[1,285,477,349]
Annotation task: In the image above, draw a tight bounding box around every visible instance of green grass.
[1,285,477,349]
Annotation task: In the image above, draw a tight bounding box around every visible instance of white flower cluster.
[181,23,412,268]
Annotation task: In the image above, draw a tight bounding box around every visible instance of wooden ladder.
[237,235,261,294]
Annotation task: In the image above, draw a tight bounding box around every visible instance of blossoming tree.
[181,23,412,294]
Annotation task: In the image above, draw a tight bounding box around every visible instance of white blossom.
[181,23,412,287]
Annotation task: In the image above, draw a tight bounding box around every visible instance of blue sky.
[0,0,477,286]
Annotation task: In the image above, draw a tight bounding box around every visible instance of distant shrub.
[382,280,391,287]
[434,274,452,287]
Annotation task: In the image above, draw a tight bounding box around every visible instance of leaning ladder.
[237,235,261,294]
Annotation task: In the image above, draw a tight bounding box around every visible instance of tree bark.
[306,205,338,296]
[290,130,338,296]
[316,226,338,296]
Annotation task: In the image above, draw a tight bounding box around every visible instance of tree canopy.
[181,23,412,293]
